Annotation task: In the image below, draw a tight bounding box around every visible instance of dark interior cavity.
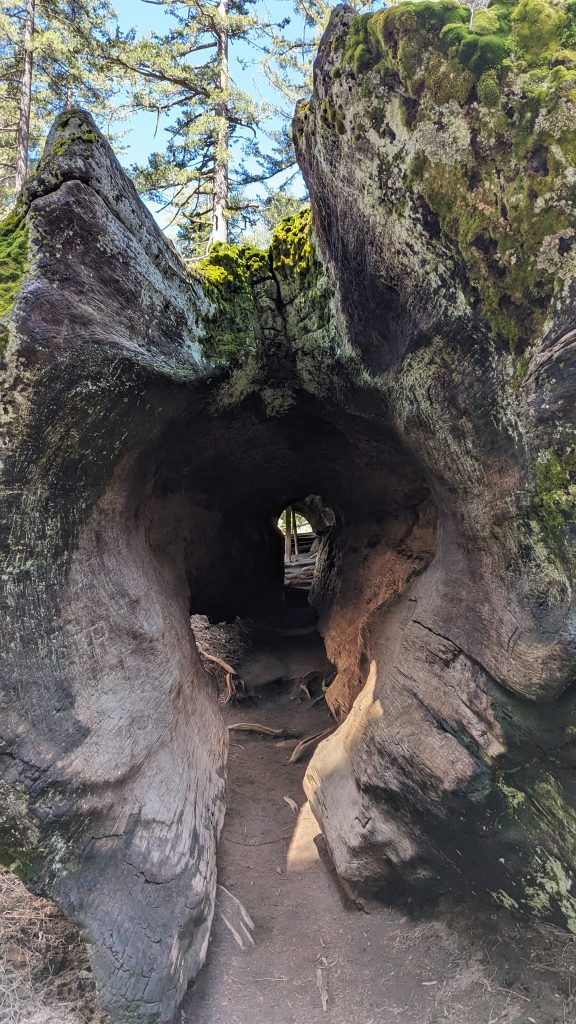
[138,386,436,714]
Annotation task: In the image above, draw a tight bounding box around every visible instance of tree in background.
[258,0,374,196]
[261,2,374,122]
[114,0,287,254]
[240,188,304,247]
[0,0,120,212]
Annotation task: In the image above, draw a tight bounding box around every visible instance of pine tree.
[240,189,305,248]
[213,0,229,244]
[262,0,374,107]
[0,0,119,212]
[14,0,34,192]
[114,0,282,254]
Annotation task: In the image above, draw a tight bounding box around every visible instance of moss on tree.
[0,208,29,352]
[315,0,576,353]
[532,446,576,548]
[193,243,269,364]
[193,210,328,366]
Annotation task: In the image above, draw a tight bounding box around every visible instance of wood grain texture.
[298,7,576,932]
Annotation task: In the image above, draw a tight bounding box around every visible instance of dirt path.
[183,683,576,1024]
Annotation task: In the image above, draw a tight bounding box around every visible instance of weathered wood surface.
[0,112,228,1022]
[298,6,576,929]
[3,11,576,1015]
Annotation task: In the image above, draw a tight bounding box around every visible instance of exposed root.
[204,653,244,703]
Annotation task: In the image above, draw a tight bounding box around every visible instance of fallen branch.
[204,653,238,676]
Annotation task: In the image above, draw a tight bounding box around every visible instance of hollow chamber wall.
[148,389,437,716]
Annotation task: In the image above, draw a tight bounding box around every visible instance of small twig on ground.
[316,966,329,1011]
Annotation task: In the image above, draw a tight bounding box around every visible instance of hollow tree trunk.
[294,5,576,930]
[212,0,229,244]
[14,0,35,193]
[5,6,576,1008]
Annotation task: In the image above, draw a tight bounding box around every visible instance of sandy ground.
[183,679,576,1024]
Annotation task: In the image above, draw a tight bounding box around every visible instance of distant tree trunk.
[14,0,35,193]
[212,0,229,244]
[285,506,292,562]
[292,508,299,558]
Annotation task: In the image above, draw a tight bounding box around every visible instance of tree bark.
[14,0,35,194]
[212,0,229,244]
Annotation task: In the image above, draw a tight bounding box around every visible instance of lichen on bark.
[302,0,576,353]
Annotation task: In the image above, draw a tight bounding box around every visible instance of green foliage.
[262,0,374,109]
[0,0,121,214]
[239,191,306,249]
[0,208,28,346]
[532,447,576,547]
[258,0,374,200]
[115,0,291,253]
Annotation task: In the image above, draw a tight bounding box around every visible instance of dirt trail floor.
[183,680,576,1024]
[1,640,576,1023]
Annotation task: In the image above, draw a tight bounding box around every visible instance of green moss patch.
[270,209,317,281]
[341,0,576,88]
[532,446,576,548]
[194,210,321,365]
[0,781,40,881]
[0,208,29,346]
[193,243,269,364]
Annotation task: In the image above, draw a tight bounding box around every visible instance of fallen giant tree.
[1,2,576,1020]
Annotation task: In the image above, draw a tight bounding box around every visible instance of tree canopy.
[0,0,510,249]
